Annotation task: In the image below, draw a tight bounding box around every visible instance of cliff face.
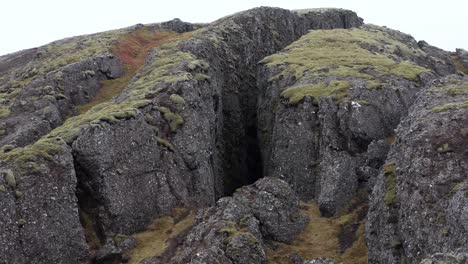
[0,6,466,264]
[366,75,468,263]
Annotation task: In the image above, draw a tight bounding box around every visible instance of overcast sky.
[1,0,466,56]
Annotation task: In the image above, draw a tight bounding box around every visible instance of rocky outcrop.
[144,177,307,264]
[0,140,87,264]
[0,7,364,263]
[0,5,465,264]
[257,24,454,215]
[179,7,364,197]
[0,55,122,148]
[366,75,468,263]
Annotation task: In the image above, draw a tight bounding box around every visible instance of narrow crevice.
[220,75,265,196]
[73,159,106,259]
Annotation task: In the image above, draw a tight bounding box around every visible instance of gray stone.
[367,75,468,263]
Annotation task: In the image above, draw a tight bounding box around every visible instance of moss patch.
[262,27,428,82]
[281,80,350,105]
[157,107,184,132]
[436,143,450,154]
[261,26,429,106]
[432,101,468,113]
[0,138,63,171]
[156,137,175,151]
[429,83,468,97]
[169,94,185,106]
[5,171,16,188]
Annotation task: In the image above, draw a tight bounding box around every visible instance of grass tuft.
[281,80,349,105]
[157,107,184,132]
[432,101,468,113]
[383,162,397,207]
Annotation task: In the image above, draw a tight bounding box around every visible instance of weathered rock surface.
[0,140,87,264]
[0,37,124,148]
[420,252,468,264]
[179,7,364,197]
[145,177,307,264]
[257,24,456,216]
[366,75,468,263]
[0,5,465,264]
[0,7,364,263]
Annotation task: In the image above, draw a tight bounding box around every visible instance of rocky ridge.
[0,6,466,264]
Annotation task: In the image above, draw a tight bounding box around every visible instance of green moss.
[383,162,397,206]
[113,234,129,245]
[17,219,27,226]
[0,138,63,168]
[187,59,209,71]
[432,101,468,113]
[281,80,350,105]
[156,137,175,151]
[0,108,10,118]
[15,190,23,198]
[218,220,259,248]
[82,70,96,77]
[464,190,468,197]
[1,144,15,153]
[219,222,238,238]
[429,83,468,96]
[157,107,184,132]
[436,143,450,154]
[194,73,210,81]
[262,26,429,104]
[0,184,5,192]
[169,94,185,106]
[5,171,16,188]
[131,50,196,91]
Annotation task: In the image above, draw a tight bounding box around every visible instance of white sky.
[0,0,466,56]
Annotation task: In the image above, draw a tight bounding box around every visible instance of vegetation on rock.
[262,25,429,105]
[127,208,194,264]
[383,162,397,206]
[267,202,367,264]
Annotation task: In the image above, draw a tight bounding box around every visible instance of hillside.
[0,7,466,264]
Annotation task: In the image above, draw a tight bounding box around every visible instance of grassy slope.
[0,27,200,167]
[267,202,368,264]
[127,208,195,263]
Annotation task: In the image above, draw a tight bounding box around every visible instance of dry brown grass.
[128,208,195,264]
[267,202,368,264]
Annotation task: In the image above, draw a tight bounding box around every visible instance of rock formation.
[0,6,466,264]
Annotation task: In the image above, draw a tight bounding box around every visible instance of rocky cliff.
[0,6,466,264]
